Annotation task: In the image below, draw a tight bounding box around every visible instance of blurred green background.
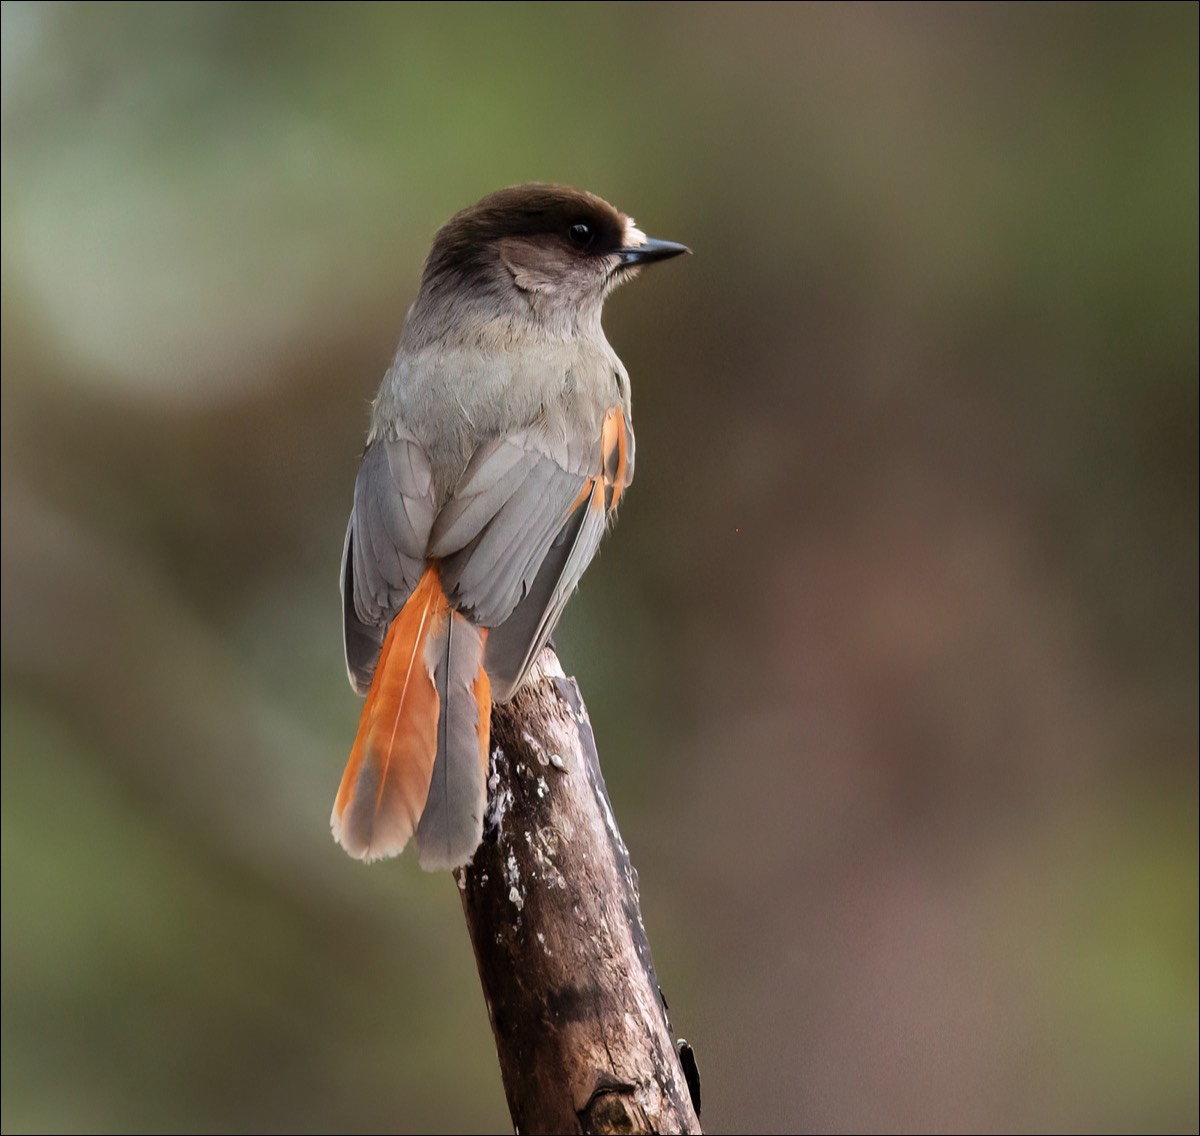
[2,3,1196,1133]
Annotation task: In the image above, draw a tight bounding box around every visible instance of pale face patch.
[621,217,648,248]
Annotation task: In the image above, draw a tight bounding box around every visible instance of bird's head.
[411,184,688,340]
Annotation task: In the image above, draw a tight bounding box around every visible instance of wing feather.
[429,412,634,702]
[431,432,590,627]
[343,411,633,704]
[341,429,437,694]
[485,479,609,701]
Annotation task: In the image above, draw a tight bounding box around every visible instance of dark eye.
[568,222,594,249]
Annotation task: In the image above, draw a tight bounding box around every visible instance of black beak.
[616,238,690,267]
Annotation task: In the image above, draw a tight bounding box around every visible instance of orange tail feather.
[331,569,448,861]
[473,649,492,778]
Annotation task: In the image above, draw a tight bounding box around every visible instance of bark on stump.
[458,649,702,1135]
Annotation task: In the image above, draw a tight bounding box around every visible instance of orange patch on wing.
[600,406,630,514]
[569,481,594,513]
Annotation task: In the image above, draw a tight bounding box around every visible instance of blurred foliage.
[2,3,1196,1133]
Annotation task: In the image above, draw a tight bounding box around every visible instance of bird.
[332,183,688,870]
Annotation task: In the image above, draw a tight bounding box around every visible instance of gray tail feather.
[414,612,489,870]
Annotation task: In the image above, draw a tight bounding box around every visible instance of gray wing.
[344,412,634,703]
[341,428,437,695]
[481,477,610,700]
[429,413,634,702]
[429,432,590,623]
